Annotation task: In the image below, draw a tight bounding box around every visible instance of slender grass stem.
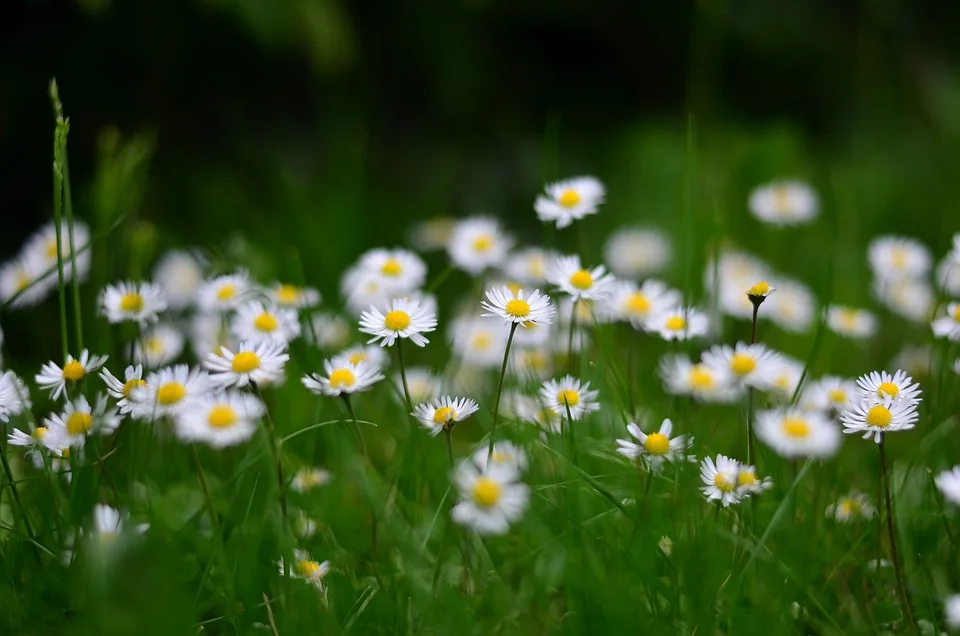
[444,428,455,469]
[0,438,37,548]
[51,109,70,360]
[567,300,578,374]
[62,154,84,351]
[486,322,518,468]
[343,394,382,587]
[878,436,916,632]
[395,339,414,414]
[255,386,288,526]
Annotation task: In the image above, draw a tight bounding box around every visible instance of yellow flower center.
[838,500,854,516]
[34,426,49,440]
[122,378,147,397]
[625,292,651,316]
[664,315,686,331]
[120,292,144,313]
[569,269,593,290]
[890,248,907,270]
[206,405,236,428]
[216,283,236,301]
[380,258,402,276]
[557,389,580,407]
[16,272,31,290]
[737,471,758,487]
[729,353,757,376]
[828,388,847,404]
[66,412,93,436]
[296,559,323,579]
[782,417,810,438]
[876,382,899,398]
[689,365,714,389]
[747,281,771,296]
[384,310,411,331]
[145,336,165,355]
[157,382,187,405]
[328,368,356,389]
[644,432,670,455]
[775,374,791,390]
[557,188,582,208]
[232,351,261,373]
[866,405,892,428]
[275,285,300,305]
[62,360,86,382]
[254,312,278,332]
[505,298,531,318]
[491,451,511,463]
[46,239,60,259]
[471,332,492,351]
[472,234,494,253]
[772,186,791,213]
[471,477,502,508]
[347,352,366,365]
[529,256,545,278]
[953,305,960,322]
[714,473,735,492]
[432,406,457,424]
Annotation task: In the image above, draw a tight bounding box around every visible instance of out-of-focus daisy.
[411,395,479,435]
[932,302,960,341]
[510,319,553,349]
[888,345,933,380]
[302,357,384,397]
[341,267,390,316]
[408,217,454,252]
[338,344,389,369]
[547,255,614,302]
[359,297,437,348]
[874,278,935,324]
[604,227,672,279]
[449,316,507,369]
[825,491,875,523]
[855,369,921,403]
[769,355,806,400]
[232,301,301,346]
[935,466,960,506]
[152,249,205,310]
[755,407,841,458]
[91,504,147,546]
[189,314,236,360]
[659,354,739,403]
[534,176,605,229]
[470,441,528,477]
[100,365,147,416]
[447,217,512,276]
[132,365,211,419]
[0,371,30,422]
[616,418,694,473]
[868,235,932,281]
[174,390,265,448]
[826,306,878,339]
[700,455,742,507]
[604,279,681,329]
[508,392,562,433]
[945,594,960,629]
[22,219,91,283]
[279,549,331,590]
[7,425,60,459]
[646,307,709,341]
[937,251,960,297]
[503,247,554,284]
[269,282,321,310]
[99,281,167,325]
[539,375,599,421]
[44,394,120,447]
[308,312,351,350]
[481,286,555,326]
[764,279,815,332]
[700,342,781,391]
[399,367,442,404]
[0,253,54,309]
[205,341,289,388]
[36,350,109,400]
[451,461,529,535]
[197,272,252,312]
[799,376,857,413]
[357,248,427,292]
[294,512,318,539]
[840,396,918,443]
[736,464,773,498]
[133,324,185,368]
[510,346,553,380]
[748,180,818,226]
[291,467,332,493]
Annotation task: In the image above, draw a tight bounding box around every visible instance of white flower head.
[700,455,742,507]
[268,282,321,309]
[133,323,185,368]
[408,217,454,252]
[700,342,782,391]
[447,217,513,276]
[22,219,91,284]
[100,365,147,416]
[152,249,205,310]
[827,306,878,339]
[659,354,740,403]
[7,425,60,459]
[99,280,167,325]
[189,313,237,361]
[0,371,31,422]
[36,350,109,400]
[855,369,922,404]
[356,247,427,293]
[507,391,561,433]
[874,277,935,324]
[359,297,437,348]
[197,272,253,312]
[604,227,672,279]
[646,306,709,342]
[291,467,332,493]
[470,441,528,478]
[756,407,842,459]
[399,367,443,404]
[603,279,681,329]
[131,365,212,420]
[174,390,265,448]
[308,312,351,350]
[748,180,819,226]
[616,418,695,473]
[302,357,384,397]
[481,286,555,326]
[547,255,615,302]
[411,395,479,435]
[534,176,605,229]
[451,460,529,535]
[799,375,858,413]
[232,300,301,346]
[539,375,599,421]
[764,279,816,333]
[935,466,960,506]
[735,464,773,498]
[945,594,960,630]
[337,344,389,369]
[449,315,508,369]
[279,549,331,591]
[932,302,960,342]
[825,491,875,523]
[503,247,555,284]
[205,341,289,388]
[0,252,56,310]
[868,235,932,281]
[839,395,919,443]
[768,355,806,400]
[509,346,553,381]
[937,253,960,297]
[91,504,137,544]
[44,394,121,447]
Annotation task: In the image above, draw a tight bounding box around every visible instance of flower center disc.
[828,388,847,404]
[714,473,735,492]
[254,313,278,332]
[157,382,187,405]
[122,378,147,397]
[62,360,86,382]
[208,405,237,428]
[729,353,757,376]
[432,406,457,424]
[216,284,236,301]
[782,417,810,438]
[644,432,670,455]
[665,315,686,331]
[328,368,356,389]
[472,235,493,252]
[569,269,593,290]
[626,292,651,316]
[384,310,411,331]
[877,382,899,398]
[866,405,892,428]
[472,477,502,508]
[505,298,531,318]
[66,412,93,435]
[275,285,300,304]
[557,389,580,407]
[380,259,402,276]
[689,366,714,389]
[297,559,323,578]
[232,351,261,373]
[558,188,581,208]
[120,292,144,312]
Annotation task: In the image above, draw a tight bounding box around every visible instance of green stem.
[567,299,578,374]
[395,339,414,414]
[255,386,289,526]
[0,437,37,547]
[343,394,382,588]
[485,322,518,468]
[444,428,455,469]
[52,130,70,360]
[878,437,917,632]
[63,154,84,351]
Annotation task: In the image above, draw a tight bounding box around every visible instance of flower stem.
[878,436,916,632]
[255,386,289,526]
[567,300,579,374]
[444,428,455,469]
[486,322,518,469]
[51,110,70,360]
[0,437,38,547]
[343,394,383,587]
[62,153,84,351]
[342,395,368,458]
[395,338,414,414]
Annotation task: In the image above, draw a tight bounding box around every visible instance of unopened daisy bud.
[746,281,774,307]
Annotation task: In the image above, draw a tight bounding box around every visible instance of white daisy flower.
[411,395,479,435]
[603,227,672,279]
[937,254,960,297]
[889,345,932,380]
[935,466,960,506]
[735,464,773,498]
[825,491,875,523]
[700,455,742,507]
[359,297,437,348]
[407,217,454,252]
[764,279,815,332]
[700,342,782,391]
[826,306,878,339]
[855,369,922,403]
[659,354,740,403]
[189,313,237,361]
[302,357,384,397]
[451,460,529,535]
[748,180,819,226]
[945,594,960,629]
[539,375,600,421]
[534,176,605,229]
[470,441,528,478]
[279,550,331,590]
[839,396,919,443]
[294,512,317,539]
[873,277,935,324]
[291,467,332,493]
[205,341,289,388]
[0,252,54,309]
[44,394,121,447]
[932,302,960,341]
[133,323,185,368]
[503,247,555,284]
[799,375,858,413]
[131,364,212,419]
[100,365,148,416]
[356,247,427,292]
[308,312,351,350]
[616,418,695,473]
[481,286,555,326]
[341,266,391,316]
[268,282,321,309]
[399,367,443,404]
[447,315,507,369]
[509,346,553,380]
[547,255,615,302]
[507,392,562,433]
[603,279,681,329]
[152,249,205,310]
[0,370,31,422]
[7,425,60,459]
[98,280,167,325]
[868,235,932,281]
[447,216,513,276]
[646,306,709,341]
[173,390,265,448]
[36,350,109,400]
[768,355,806,400]
[197,272,253,312]
[22,219,91,283]
[232,300,301,346]
[92,504,122,541]
[755,407,841,459]
[337,344,389,369]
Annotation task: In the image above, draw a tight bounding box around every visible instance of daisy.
[932,302,960,341]
[945,595,960,630]
[337,344,389,369]
[547,255,615,302]
[481,286,555,326]
[826,306,878,339]
[269,282,321,309]
[889,345,932,380]
[357,248,427,292]
[232,300,301,346]
[447,216,513,276]
[302,357,384,397]
[534,176,605,229]
[408,217,454,252]
[539,375,600,421]
[7,425,61,459]
[748,180,819,226]
[470,441,528,477]
[44,394,121,447]
[197,272,252,312]
[308,312,351,350]
[279,550,331,591]
[448,316,507,369]
[700,342,782,391]
[173,390,265,448]
[399,367,443,404]
[935,466,960,506]
[645,306,709,341]
[341,267,391,316]
[22,219,91,283]
[839,396,919,443]
[615,418,695,473]
[451,460,529,535]
[768,355,806,400]
[604,279,681,329]
[411,395,479,435]
[755,407,841,458]
[799,376,858,413]
[152,249,205,310]
[90,504,149,544]
[700,455,742,507]
[189,313,237,360]
[867,235,932,281]
[0,253,54,309]
[508,392,562,433]
[98,281,167,325]
[36,350,109,400]
[874,278,935,324]
[132,365,212,419]
[291,467,333,493]
[937,254,960,297]
[735,464,773,498]
[603,227,672,279]
[746,280,776,302]
[0,370,30,422]
[659,354,740,403]
[825,491,875,523]
[359,297,437,348]
[855,369,922,403]
[133,323,185,368]
[99,365,148,416]
[510,346,553,380]
[503,247,555,283]
[764,279,815,333]
[205,341,289,388]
